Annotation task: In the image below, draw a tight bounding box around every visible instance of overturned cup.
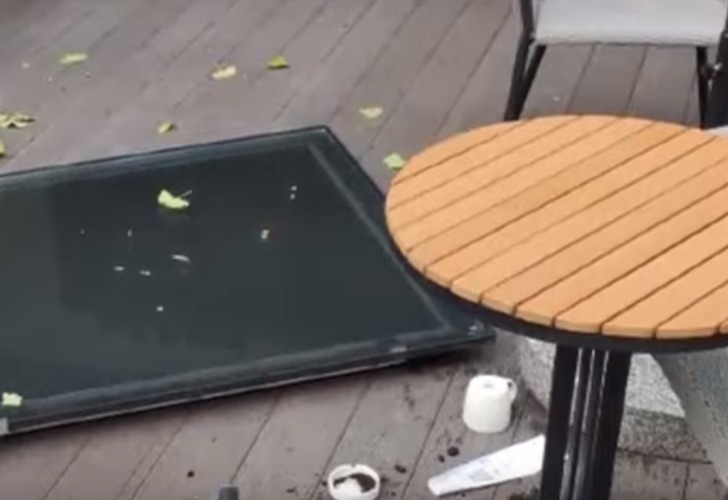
[462,375,518,434]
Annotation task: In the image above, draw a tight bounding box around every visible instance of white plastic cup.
[327,464,381,500]
[462,375,518,434]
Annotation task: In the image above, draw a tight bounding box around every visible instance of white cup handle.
[507,379,518,402]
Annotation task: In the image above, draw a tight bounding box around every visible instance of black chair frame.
[504,0,714,126]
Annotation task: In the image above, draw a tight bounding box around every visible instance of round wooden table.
[385,115,728,500]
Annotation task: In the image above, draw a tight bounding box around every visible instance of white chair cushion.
[535,0,726,45]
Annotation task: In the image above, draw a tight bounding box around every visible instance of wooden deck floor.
[0,0,726,498]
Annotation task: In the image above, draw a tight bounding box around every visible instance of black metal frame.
[540,346,630,500]
[504,0,547,121]
[706,13,728,127]
[0,127,494,435]
[504,0,714,125]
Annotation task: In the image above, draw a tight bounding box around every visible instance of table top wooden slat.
[386,116,728,339]
[424,127,707,285]
[483,164,728,316]
[387,115,606,210]
[656,282,728,337]
[451,136,728,302]
[391,121,519,184]
[387,115,597,229]
[401,121,682,271]
[392,117,636,248]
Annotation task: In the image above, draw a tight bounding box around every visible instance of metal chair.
[504,0,727,125]
[706,12,728,127]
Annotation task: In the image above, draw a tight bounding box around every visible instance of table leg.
[588,352,631,500]
[562,350,592,500]
[573,350,605,496]
[539,345,578,500]
[539,349,630,500]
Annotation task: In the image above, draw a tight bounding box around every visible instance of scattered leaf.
[0,112,35,129]
[59,53,88,65]
[211,64,237,80]
[267,55,289,70]
[158,189,190,210]
[157,121,176,134]
[383,153,406,171]
[261,228,270,240]
[156,305,164,312]
[2,392,22,407]
[139,269,152,277]
[0,139,4,158]
[114,265,125,272]
[359,107,383,120]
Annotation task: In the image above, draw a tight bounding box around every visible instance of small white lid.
[327,464,381,500]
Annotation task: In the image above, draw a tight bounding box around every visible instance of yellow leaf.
[383,153,406,171]
[359,107,383,120]
[157,121,176,134]
[0,138,5,158]
[158,189,190,210]
[267,55,289,70]
[59,53,88,65]
[0,112,35,129]
[211,64,237,80]
[2,392,22,407]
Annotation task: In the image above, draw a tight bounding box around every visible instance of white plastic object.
[327,464,381,500]
[462,375,518,434]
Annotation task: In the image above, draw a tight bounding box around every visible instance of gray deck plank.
[521,46,592,118]
[0,0,147,115]
[0,0,96,75]
[127,393,278,500]
[568,45,647,114]
[170,0,331,130]
[627,47,695,123]
[273,0,422,130]
[5,0,236,170]
[0,426,90,500]
[73,0,290,161]
[3,0,199,171]
[436,11,516,138]
[327,0,471,159]
[306,362,456,500]
[359,0,512,190]
[232,376,369,500]
[44,410,189,500]
[172,0,377,144]
[403,339,521,500]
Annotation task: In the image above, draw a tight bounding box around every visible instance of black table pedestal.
[539,345,632,500]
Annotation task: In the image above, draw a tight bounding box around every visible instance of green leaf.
[0,138,5,158]
[211,64,237,80]
[0,112,35,129]
[59,53,88,65]
[267,55,290,70]
[158,189,190,210]
[2,392,22,407]
[359,107,383,120]
[383,153,406,171]
[157,121,176,134]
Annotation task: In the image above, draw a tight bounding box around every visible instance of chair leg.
[696,46,709,127]
[504,35,546,121]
